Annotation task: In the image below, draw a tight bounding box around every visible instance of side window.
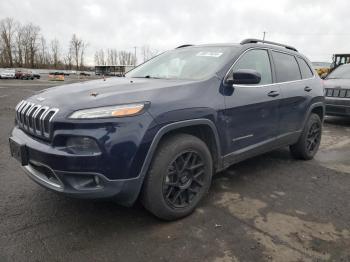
[296,57,314,79]
[272,51,301,82]
[233,49,272,84]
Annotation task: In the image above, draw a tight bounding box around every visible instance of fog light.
[66,137,100,155]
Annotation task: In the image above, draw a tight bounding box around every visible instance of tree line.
[0,17,88,70]
[94,45,158,66]
[0,17,154,70]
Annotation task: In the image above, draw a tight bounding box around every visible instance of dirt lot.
[0,77,349,262]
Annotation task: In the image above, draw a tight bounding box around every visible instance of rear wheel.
[141,133,213,220]
[290,113,322,160]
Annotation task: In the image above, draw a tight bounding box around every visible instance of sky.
[1,0,350,65]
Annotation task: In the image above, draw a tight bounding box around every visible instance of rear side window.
[233,49,272,84]
[272,51,301,82]
[296,57,314,79]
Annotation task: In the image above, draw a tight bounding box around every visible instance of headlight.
[69,103,145,119]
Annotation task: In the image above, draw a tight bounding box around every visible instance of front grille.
[325,88,350,98]
[15,100,59,140]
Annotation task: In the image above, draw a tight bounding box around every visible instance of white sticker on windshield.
[196,52,223,58]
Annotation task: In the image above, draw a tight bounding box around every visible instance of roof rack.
[176,44,193,49]
[240,38,298,52]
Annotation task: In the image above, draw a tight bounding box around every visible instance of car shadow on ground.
[21,147,293,232]
[41,147,294,224]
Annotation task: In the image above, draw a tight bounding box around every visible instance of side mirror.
[226,69,262,85]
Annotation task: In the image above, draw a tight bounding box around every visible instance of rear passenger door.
[271,51,313,135]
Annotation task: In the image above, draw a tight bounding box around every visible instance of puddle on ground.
[215,192,350,262]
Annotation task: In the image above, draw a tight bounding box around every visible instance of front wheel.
[290,113,322,160]
[141,133,213,220]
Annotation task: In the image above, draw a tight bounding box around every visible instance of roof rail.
[240,38,298,52]
[176,44,193,49]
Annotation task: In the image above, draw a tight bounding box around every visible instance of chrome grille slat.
[39,107,50,136]
[325,88,350,98]
[25,103,36,130]
[15,100,59,140]
[17,101,27,122]
[20,103,32,128]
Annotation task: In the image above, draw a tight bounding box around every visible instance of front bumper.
[21,160,143,205]
[325,97,350,116]
[9,124,152,206]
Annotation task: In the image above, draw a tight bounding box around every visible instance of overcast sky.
[1,0,350,65]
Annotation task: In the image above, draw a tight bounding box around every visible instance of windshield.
[327,65,350,79]
[126,46,238,80]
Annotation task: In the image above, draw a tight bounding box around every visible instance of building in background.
[95,65,135,76]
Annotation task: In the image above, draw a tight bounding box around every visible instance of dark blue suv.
[9,39,324,220]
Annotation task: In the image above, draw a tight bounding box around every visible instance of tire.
[141,133,213,220]
[290,113,322,160]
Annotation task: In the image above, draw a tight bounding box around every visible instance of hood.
[323,78,350,89]
[27,77,198,112]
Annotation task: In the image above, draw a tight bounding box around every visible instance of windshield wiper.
[133,75,162,79]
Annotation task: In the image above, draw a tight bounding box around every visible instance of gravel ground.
[0,77,349,262]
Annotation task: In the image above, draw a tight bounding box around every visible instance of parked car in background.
[9,39,324,220]
[79,72,91,76]
[0,69,16,79]
[15,70,34,80]
[324,64,350,117]
[32,71,41,79]
[48,72,65,81]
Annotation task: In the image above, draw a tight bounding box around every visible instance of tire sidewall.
[301,114,322,158]
[143,135,213,220]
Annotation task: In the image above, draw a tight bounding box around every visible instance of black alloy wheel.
[163,151,205,209]
[306,122,321,154]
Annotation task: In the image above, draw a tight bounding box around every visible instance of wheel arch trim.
[303,101,325,126]
[139,119,222,180]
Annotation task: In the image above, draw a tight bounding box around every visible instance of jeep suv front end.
[10,98,156,205]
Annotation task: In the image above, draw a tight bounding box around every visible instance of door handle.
[267,90,280,97]
[304,86,312,92]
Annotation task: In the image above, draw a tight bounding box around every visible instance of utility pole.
[263,31,266,42]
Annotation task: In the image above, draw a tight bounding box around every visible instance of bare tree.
[50,38,60,68]
[107,49,118,65]
[94,49,107,65]
[118,51,136,65]
[0,17,17,67]
[63,47,73,70]
[37,36,50,68]
[80,41,87,69]
[14,23,24,67]
[141,45,158,62]
[69,34,87,70]
[20,23,40,68]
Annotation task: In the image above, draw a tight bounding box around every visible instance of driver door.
[224,49,281,153]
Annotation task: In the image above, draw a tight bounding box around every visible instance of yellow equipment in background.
[312,62,331,78]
